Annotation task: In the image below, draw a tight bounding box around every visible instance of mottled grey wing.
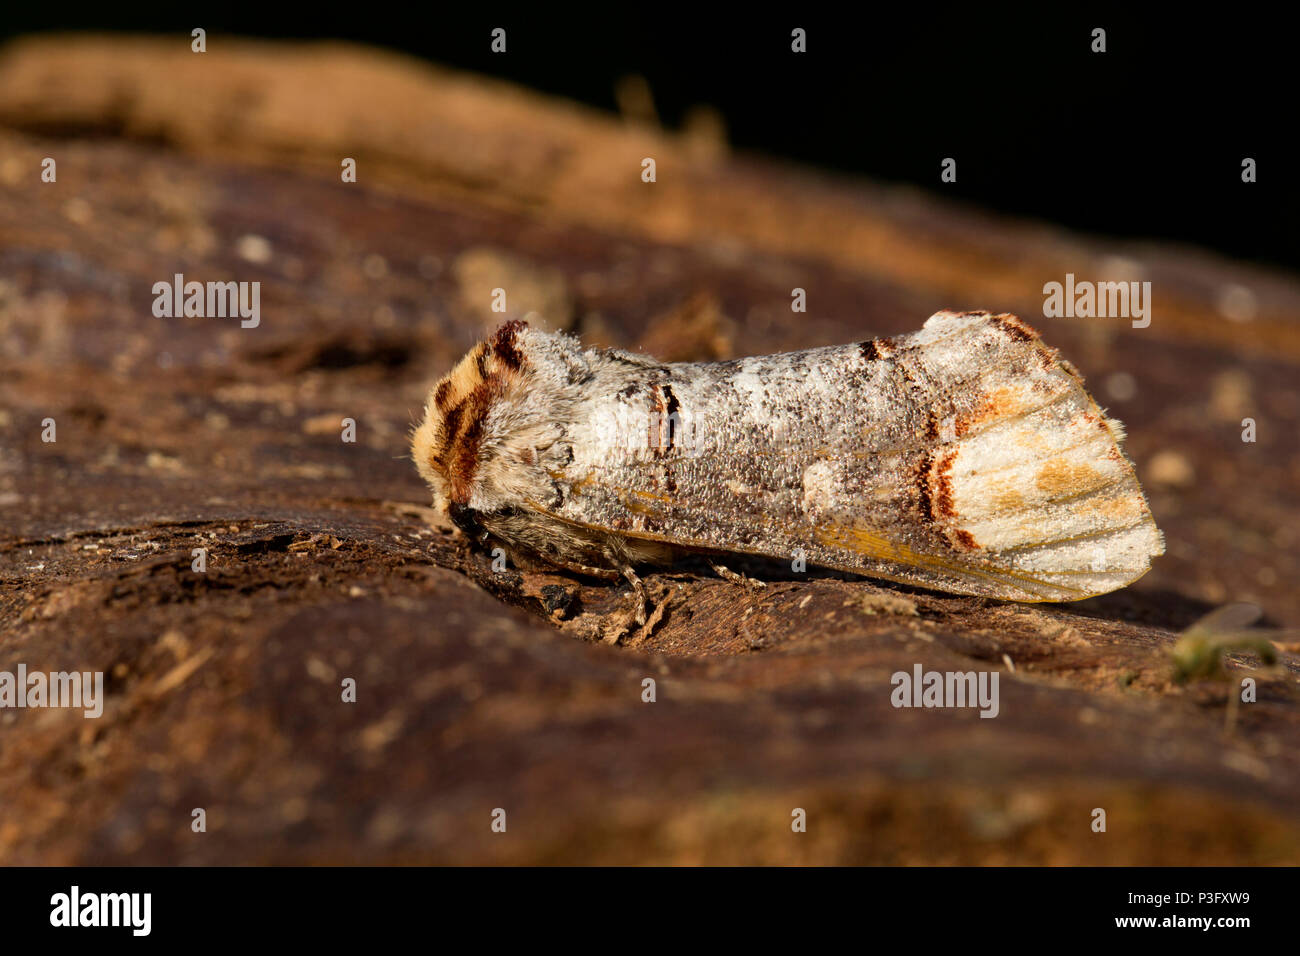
[544,311,1163,602]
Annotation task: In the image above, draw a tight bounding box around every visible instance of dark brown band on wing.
[858,337,895,361]
[916,447,973,551]
[990,313,1041,343]
[490,319,528,371]
[445,379,502,503]
[426,322,531,504]
[648,382,683,458]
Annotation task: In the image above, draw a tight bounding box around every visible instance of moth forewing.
[412,311,1164,602]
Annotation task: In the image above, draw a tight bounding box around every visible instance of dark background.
[3,6,1295,270]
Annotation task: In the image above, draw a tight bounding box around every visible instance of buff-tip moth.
[412,311,1163,606]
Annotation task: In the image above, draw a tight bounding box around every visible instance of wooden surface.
[0,34,1297,864]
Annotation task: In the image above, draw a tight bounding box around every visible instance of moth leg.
[598,567,648,646]
[540,556,621,581]
[621,565,648,627]
[708,559,767,591]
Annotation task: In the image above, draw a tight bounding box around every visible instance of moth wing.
[543,311,1163,602]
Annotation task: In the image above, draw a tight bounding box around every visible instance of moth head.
[412,320,530,515]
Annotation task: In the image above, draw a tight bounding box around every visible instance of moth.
[412,311,1164,606]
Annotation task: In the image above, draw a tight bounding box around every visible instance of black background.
[2,5,1296,271]
[2,865,1277,942]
